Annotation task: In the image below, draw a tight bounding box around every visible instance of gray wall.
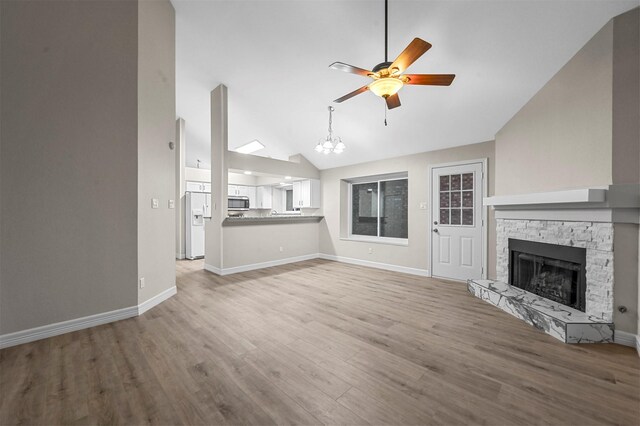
[494,9,639,336]
[495,21,614,195]
[137,0,176,304]
[1,0,176,335]
[320,141,496,279]
[1,0,139,333]
[222,223,319,268]
[612,8,639,185]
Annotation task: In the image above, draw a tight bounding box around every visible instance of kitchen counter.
[222,216,324,226]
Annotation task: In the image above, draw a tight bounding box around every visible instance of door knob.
[433,229,439,233]
[433,221,438,225]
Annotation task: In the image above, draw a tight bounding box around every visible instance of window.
[350,176,408,242]
[439,172,474,226]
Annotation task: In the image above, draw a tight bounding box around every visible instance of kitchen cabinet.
[186,181,210,193]
[228,185,257,208]
[256,186,273,209]
[292,179,320,208]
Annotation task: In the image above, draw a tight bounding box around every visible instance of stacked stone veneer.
[496,219,614,321]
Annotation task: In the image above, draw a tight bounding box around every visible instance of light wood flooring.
[1,259,639,425]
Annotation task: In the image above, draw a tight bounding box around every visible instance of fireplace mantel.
[483,184,640,223]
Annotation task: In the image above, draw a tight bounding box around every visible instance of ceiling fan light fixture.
[315,142,324,152]
[369,77,403,98]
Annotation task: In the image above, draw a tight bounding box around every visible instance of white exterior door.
[431,162,484,281]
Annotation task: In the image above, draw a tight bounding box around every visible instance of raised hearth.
[468,279,614,343]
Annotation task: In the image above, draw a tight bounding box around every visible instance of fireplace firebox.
[508,239,586,312]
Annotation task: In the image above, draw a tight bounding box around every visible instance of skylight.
[235,140,264,154]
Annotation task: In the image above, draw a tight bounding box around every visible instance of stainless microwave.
[228,196,250,211]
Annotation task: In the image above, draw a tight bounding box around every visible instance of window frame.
[347,175,409,245]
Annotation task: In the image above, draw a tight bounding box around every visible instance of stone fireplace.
[466,186,639,344]
[497,219,613,321]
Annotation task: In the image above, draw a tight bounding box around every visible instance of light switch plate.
[152,198,159,209]
[419,202,428,210]
[168,199,175,209]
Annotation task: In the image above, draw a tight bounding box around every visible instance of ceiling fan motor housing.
[372,61,393,73]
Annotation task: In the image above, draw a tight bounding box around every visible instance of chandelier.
[315,106,345,154]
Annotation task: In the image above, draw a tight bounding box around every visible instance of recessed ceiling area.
[173,0,637,170]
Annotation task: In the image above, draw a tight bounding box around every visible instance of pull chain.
[384,101,388,126]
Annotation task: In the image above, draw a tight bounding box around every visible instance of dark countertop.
[222,216,324,226]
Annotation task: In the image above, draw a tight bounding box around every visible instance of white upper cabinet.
[187,181,210,193]
[293,179,320,208]
[229,185,257,207]
[256,186,273,209]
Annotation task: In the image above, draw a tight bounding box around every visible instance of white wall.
[1,0,139,333]
[137,0,176,304]
[320,141,496,279]
[185,167,211,183]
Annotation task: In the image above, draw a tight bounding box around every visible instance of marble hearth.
[468,279,614,343]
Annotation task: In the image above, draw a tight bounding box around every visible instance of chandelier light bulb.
[315,106,345,155]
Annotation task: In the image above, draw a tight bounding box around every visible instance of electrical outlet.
[279,246,284,252]
[151,198,159,209]
[139,277,145,289]
[368,247,373,254]
[168,199,175,209]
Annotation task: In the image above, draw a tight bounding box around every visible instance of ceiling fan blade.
[404,74,456,86]
[389,38,432,74]
[385,93,401,110]
[329,62,374,78]
[333,85,369,103]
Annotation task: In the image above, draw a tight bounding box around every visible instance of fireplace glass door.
[509,239,586,312]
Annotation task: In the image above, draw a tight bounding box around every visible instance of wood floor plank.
[0,258,638,425]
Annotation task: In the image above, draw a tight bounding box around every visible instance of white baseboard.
[138,286,177,315]
[0,286,177,350]
[319,253,430,277]
[206,254,320,276]
[637,335,640,357]
[204,263,222,275]
[176,252,185,260]
[0,306,137,349]
[614,330,638,348]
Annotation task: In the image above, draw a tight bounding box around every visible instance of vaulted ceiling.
[173,0,637,170]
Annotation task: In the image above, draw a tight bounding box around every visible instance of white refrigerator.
[185,190,211,259]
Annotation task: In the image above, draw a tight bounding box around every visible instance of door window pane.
[439,192,450,207]
[440,209,449,225]
[451,191,461,208]
[380,179,408,239]
[451,174,461,190]
[462,209,474,225]
[462,191,473,207]
[451,209,461,225]
[462,173,474,190]
[439,175,450,191]
[352,183,378,236]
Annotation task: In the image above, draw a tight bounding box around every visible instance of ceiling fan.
[329,0,455,110]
